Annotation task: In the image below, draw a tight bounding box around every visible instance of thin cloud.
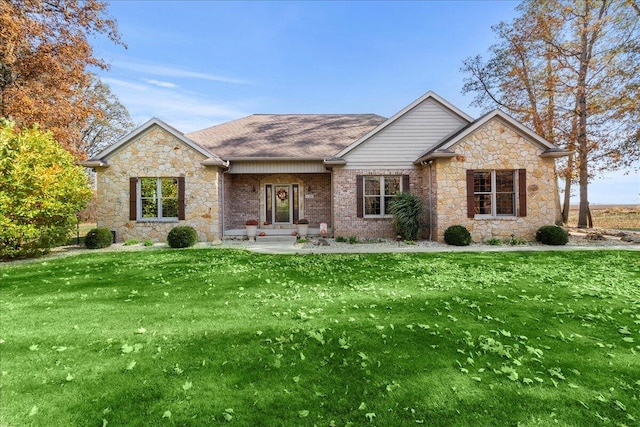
[101,76,250,132]
[144,79,179,88]
[114,60,247,84]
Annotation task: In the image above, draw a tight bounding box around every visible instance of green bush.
[143,239,154,247]
[389,192,423,240]
[85,228,113,249]
[0,120,92,259]
[535,225,568,245]
[485,237,503,246]
[124,239,140,246]
[167,226,198,248]
[444,225,471,246]
[335,236,347,243]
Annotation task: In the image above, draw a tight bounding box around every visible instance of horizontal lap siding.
[229,161,326,174]
[343,98,468,169]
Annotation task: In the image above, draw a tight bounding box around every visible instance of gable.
[340,96,470,169]
[415,110,571,164]
[79,118,227,168]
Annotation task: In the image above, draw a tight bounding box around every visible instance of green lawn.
[1,249,639,426]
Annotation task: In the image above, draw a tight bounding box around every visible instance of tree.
[0,120,92,259]
[81,74,135,157]
[0,0,123,158]
[462,0,640,227]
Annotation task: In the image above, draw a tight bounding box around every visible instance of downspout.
[220,170,225,238]
[428,161,433,241]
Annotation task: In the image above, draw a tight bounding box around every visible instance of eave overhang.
[323,157,347,166]
[200,158,230,168]
[540,148,573,158]
[414,150,457,164]
[78,159,109,168]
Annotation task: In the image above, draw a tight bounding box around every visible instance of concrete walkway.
[222,237,640,255]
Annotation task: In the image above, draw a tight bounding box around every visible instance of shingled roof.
[186,114,387,159]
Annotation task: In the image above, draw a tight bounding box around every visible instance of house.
[80,91,570,243]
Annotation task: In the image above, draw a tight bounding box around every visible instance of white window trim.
[137,177,179,222]
[363,176,402,218]
[474,170,516,218]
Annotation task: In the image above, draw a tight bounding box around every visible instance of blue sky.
[92,1,638,205]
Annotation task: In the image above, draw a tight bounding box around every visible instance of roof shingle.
[186,114,387,159]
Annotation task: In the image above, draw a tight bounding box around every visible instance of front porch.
[223,226,333,239]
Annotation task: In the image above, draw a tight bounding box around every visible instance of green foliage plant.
[143,239,154,247]
[389,191,423,240]
[167,225,198,248]
[444,225,472,246]
[84,227,113,249]
[335,236,347,243]
[535,225,569,246]
[485,237,503,246]
[347,235,358,244]
[0,120,92,259]
[124,239,140,246]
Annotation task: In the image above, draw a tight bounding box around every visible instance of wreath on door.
[276,188,288,201]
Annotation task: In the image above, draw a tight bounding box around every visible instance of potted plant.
[245,219,259,240]
[296,218,309,238]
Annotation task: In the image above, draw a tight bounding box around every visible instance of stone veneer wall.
[223,173,331,230]
[435,118,558,242]
[332,168,423,238]
[95,125,220,242]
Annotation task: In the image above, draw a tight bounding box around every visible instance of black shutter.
[129,178,137,220]
[518,169,527,217]
[402,175,410,193]
[177,177,186,220]
[466,170,475,219]
[356,175,363,218]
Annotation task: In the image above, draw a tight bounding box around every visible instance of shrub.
[485,237,503,246]
[389,192,423,240]
[535,225,568,245]
[335,236,347,243]
[444,225,471,246]
[124,239,140,246]
[167,226,198,248]
[143,239,154,247]
[348,236,358,244]
[0,120,92,259]
[85,227,113,249]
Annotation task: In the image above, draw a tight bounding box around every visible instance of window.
[472,170,516,216]
[363,176,401,216]
[139,178,179,220]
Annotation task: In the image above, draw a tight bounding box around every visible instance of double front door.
[265,184,299,224]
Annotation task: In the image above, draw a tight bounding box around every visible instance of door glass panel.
[274,185,290,223]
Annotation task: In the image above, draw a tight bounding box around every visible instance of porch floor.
[224,227,332,238]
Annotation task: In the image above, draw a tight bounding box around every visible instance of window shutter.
[129,178,137,220]
[402,175,410,193]
[178,177,186,220]
[356,175,363,218]
[466,170,475,218]
[518,169,527,217]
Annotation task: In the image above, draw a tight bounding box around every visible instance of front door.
[274,184,290,223]
[266,184,299,225]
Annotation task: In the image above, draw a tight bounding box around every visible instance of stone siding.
[95,125,220,242]
[332,168,423,238]
[435,118,558,242]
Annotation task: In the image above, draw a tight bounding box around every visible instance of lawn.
[1,249,639,426]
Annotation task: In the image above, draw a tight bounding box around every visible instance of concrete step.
[255,235,297,243]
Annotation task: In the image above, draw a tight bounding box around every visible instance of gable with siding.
[340,96,471,169]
